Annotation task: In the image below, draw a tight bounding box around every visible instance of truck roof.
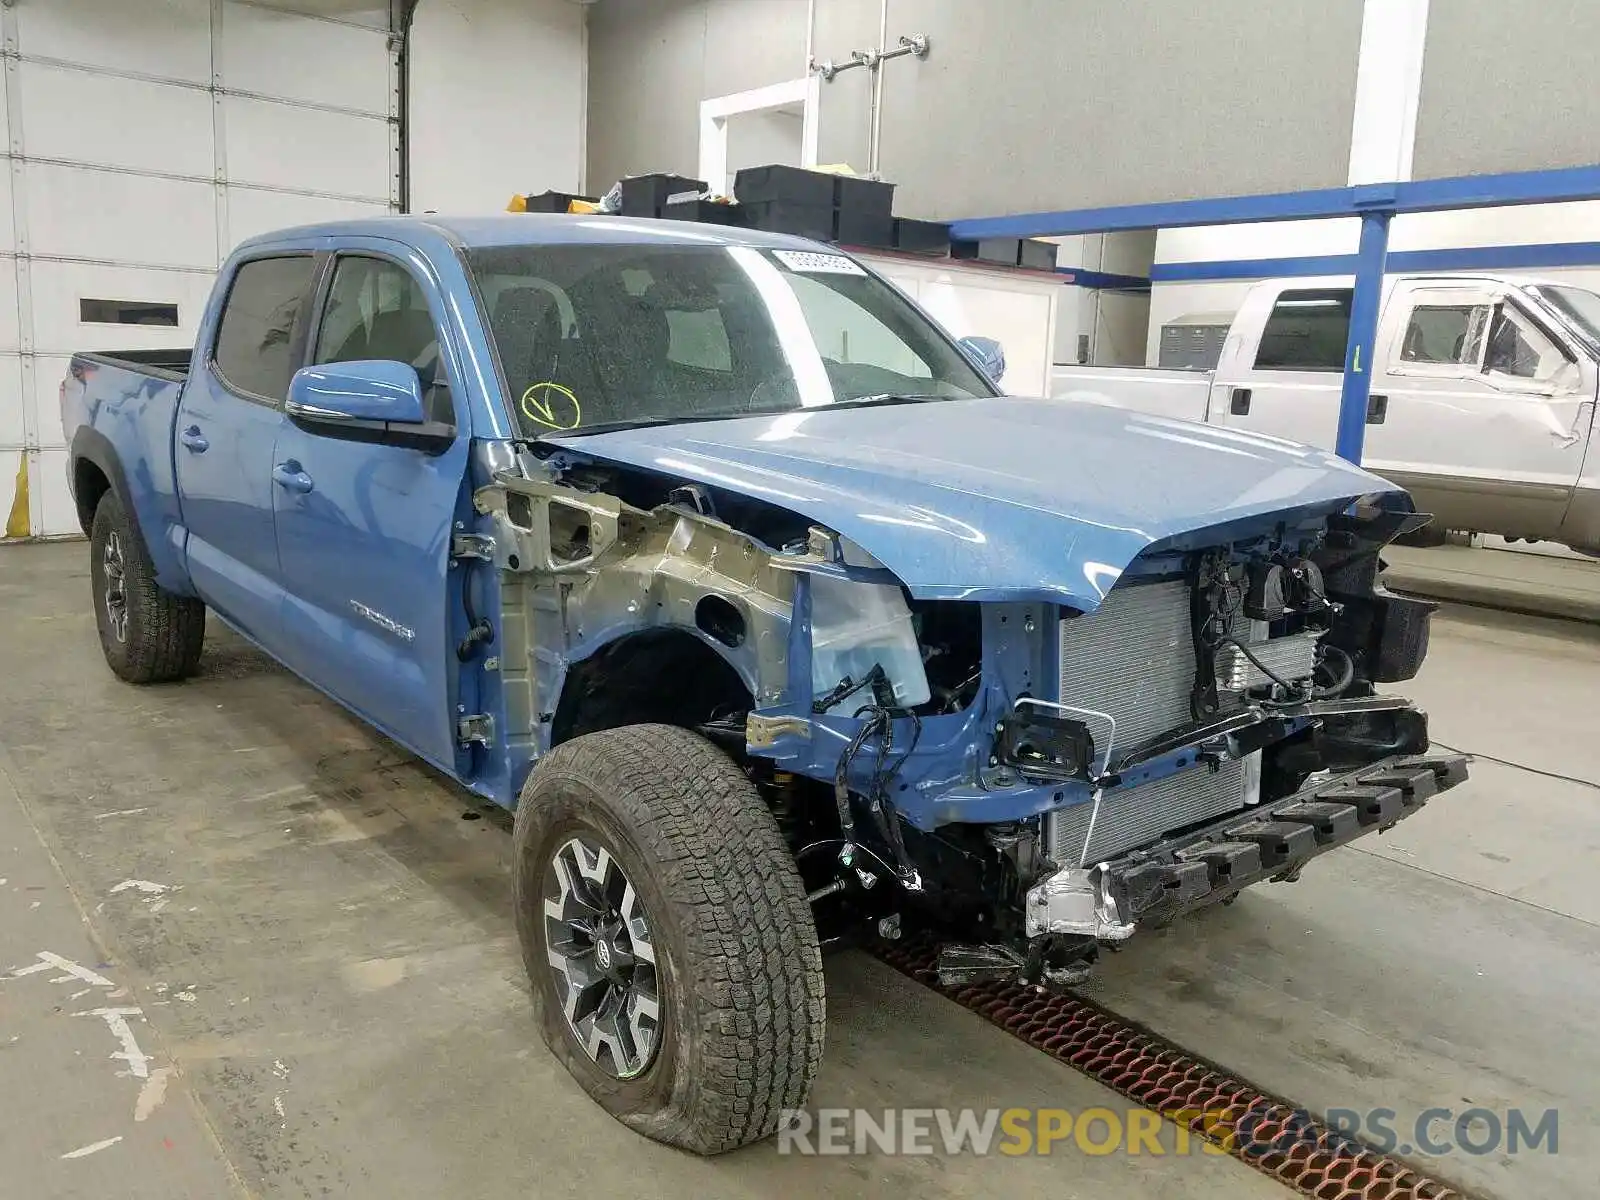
[235,213,833,255]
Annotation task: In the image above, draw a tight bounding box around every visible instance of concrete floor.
[1,541,1594,1200]
[0,540,1275,1200]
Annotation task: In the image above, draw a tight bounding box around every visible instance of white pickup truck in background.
[1051,274,1600,555]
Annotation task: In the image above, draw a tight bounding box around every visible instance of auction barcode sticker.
[773,250,866,276]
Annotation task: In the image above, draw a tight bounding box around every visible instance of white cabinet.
[858,253,1061,397]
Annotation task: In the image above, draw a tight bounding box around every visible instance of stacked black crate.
[618,174,709,218]
[521,190,598,213]
[734,166,898,249]
[951,236,1059,270]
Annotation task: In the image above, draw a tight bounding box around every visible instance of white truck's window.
[1252,288,1352,372]
[213,255,317,401]
[1399,304,1490,365]
[1484,305,1570,384]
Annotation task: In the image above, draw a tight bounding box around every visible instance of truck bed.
[1050,364,1212,424]
[77,347,192,381]
[61,349,191,580]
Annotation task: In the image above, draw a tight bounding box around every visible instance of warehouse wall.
[586,0,809,192]
[587,1,1363,217]
[1413,0,1600,180]
[865,0,1363,219]
[409,0,587,212]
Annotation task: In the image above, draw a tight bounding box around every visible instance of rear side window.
[213,256,317,400]
[1253,288,1352,372]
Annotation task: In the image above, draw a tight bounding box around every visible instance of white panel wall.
[20,0,214,82]
[409,0,587,214]
[225,96,393,198]
[221,4,393,113]
[2,0,399,538]
[20,64,215,177]
[2,0,593,538]
[226,191,391,247]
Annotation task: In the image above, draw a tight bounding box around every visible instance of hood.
[556,396,1401,610]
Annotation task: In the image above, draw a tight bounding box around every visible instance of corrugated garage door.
[1,0,399,538]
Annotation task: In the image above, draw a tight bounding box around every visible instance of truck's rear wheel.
[90,491,205,684]
[512,724,824,1154]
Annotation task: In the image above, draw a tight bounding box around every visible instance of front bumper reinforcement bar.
[1103,752,1468,926]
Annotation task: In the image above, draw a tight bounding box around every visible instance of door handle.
[179,426,209,453]
[272,462,314,495]
[1229,387,1252,415]
[1366,392,1389,424]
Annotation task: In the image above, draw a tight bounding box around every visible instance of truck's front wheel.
[512,724,824,1154]
[90,491,205,684]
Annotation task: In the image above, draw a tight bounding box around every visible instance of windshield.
[1530,284,1600,353]
[464,243,996,436]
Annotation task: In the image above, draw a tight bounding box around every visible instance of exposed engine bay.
[478,454,1466,992]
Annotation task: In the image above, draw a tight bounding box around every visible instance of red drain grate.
[874,938,1470,1200]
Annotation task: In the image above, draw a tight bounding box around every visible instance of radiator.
[1043,578,1314,866]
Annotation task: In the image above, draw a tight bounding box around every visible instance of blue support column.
[1335,206,1393,463]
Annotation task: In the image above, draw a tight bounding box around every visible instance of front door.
[272,247,470,770]
[175,253,318,643]
[1369,285,1590,539]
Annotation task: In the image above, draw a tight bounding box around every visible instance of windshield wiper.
[536,394,964,440]
[830,392,958,409]
[542,412,753,437]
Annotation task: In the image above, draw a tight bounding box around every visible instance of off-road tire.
[90,491,205,684]
[512,724,825,1154]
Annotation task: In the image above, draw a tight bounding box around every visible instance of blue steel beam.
[949,163,1600,241]
[1335,210,1391,463]
[1149,240,1600,282]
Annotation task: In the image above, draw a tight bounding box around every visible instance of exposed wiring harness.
[1311,643,1354,698]
[455,559,494,662]
[827,665,923,883]
[1198,554,1350,705]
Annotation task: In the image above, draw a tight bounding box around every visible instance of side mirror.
[959,335,1006,384]
[287,360,428,425]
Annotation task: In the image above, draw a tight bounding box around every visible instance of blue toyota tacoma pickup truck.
[61,215,1465,1153]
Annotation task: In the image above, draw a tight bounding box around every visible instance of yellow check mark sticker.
[520,382,582,431]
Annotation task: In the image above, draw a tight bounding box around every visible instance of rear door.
[1209,284,1352,447]
[175,253,318,642]
[1370,282,1590,537]
[272,245,471,770]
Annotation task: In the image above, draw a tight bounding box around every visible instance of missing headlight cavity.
[911,600,982,713]
[695,594,745,647]
[549,499,592,564]
[505,491,534,529]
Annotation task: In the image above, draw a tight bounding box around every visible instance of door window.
[313,256,451,423]
[1482,304,1572,385]
[213,256,317,401]
[1398,303,1491,365]
[1253,288,1352,372]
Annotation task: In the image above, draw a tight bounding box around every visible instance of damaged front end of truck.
[474,417,1467,992]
